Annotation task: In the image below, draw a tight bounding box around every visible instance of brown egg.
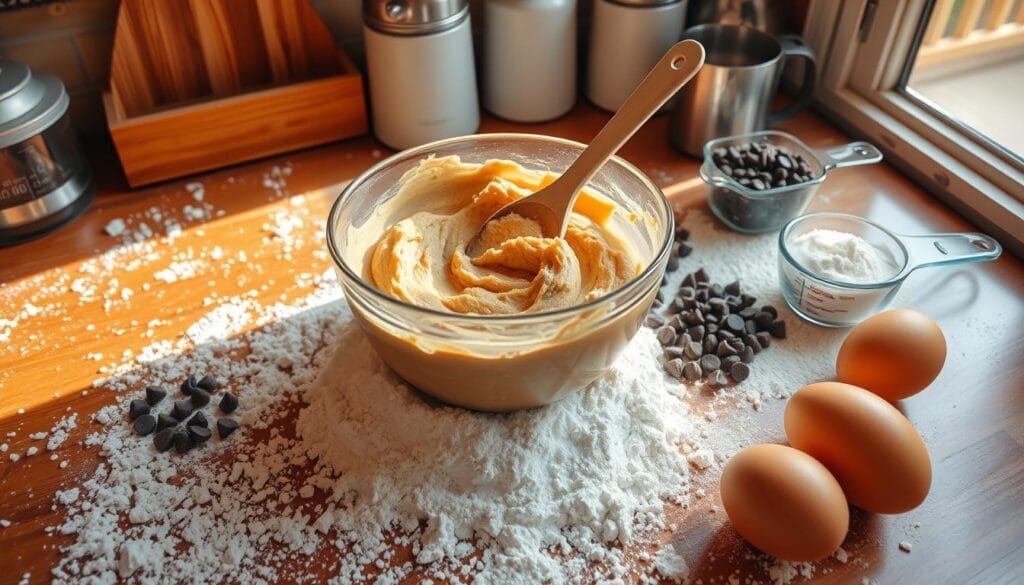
[720,444,849,561]
[836,309,946,401]
[785,382,932,514]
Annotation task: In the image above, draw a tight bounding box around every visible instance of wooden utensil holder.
[103,0,368,187]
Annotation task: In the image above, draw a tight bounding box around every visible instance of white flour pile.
[786,228,900,284]
[30,203,885,584]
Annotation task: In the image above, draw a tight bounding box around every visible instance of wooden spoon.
[466,39,705,255]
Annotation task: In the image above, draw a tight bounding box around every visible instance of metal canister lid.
[363,0,470,35]
[0,60,69,149]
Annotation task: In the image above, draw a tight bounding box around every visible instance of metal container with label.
[0,60,94,246]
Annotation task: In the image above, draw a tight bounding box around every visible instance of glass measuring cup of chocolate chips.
[778,213,1003,327]
[700,130,883,233]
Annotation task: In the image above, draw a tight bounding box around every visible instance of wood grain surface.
[1,105,1022,584]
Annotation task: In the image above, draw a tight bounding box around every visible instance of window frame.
[804,0,1024,256]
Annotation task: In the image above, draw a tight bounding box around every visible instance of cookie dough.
[360,156,641,315]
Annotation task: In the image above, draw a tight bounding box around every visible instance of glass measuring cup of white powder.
[778,212,1002,327]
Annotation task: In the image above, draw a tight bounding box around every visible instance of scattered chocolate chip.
[657,326,676,346]
[219,392,239,415]
[700,354,721,373]
[180,375,198,396]
[189,411,208,429]
[721,355,741,371]
[190,388,211,408]
[645,314,665,328]
[770,320,787,339]
[739,346,755,364]
[187,425,212,444]
[681,273,696,288]
[724,280,741,296]
[677,242,693,258]
[744,334,762,353]
[682,361,702,382]
[694,267,709,284]
[157,413,178,432]
[707,298,728,315]
[129,399,150,420]
[145,386,167,406]
[174,430,193,454]
[217,417,239,439]
[753,311,775,330]
[740,293,756,308]
[724,314,746,334]
[755,331,771,349]
[154,427,175,452]
[706,370,729,388]
[666,256,680,272]
[664,346,684,360]
[731,361,751,382]
[665,358,685,379]
[171,399,193,420]
[687,325,705,342]
[717,340,737,357]
[684,341,702,360]
[133,414,156,436]
[197,375,221,392]
[761,305,778,320]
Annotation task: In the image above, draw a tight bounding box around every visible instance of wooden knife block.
[103,0,368,187]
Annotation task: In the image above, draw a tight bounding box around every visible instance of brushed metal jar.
[0,60,94,246]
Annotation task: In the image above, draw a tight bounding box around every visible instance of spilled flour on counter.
[43,208,869,584]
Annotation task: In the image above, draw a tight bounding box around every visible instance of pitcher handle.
[767,35,817,126]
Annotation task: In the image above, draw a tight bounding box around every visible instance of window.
[804,0,1024,255]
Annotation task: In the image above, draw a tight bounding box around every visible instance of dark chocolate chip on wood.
[740,346,755,364]
[157,413,178,432]
[665,358,685,379]
[219,392,239,415]
[761,305,778,319]
[190,388,211,408]
[133,414,156,436]
[731,362,751,382]
[171,399,193,420]
[755,332,771,349]
[657,326,677,346]
[700,354,721,373]
[197,375,221,392]
[189,411,208,429]
[754,311,775,330]
[645,314,665,328]
[770,320,787,339]
[174,430,193,454]
[217,417,239,439]
[724,314,746,334]
[721,355,741,371]
[154,428,175,452]
[187,425,212,444]
[129,399,150,420]
[180,375,198,396]
[145,386,167,406]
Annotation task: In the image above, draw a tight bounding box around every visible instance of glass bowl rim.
[778,212,911,290]
[325,132,675,324]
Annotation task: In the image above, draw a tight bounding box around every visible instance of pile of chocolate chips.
[648,267,786,387]
[711,141,815,190]
[127,374,240,455]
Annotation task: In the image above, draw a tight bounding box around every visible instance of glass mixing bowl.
[326,133,673,411]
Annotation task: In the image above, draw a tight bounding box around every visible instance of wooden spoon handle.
[557,40,705,200]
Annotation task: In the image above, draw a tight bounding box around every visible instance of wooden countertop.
[1,104,1022,584]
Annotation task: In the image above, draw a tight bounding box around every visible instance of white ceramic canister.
[484,0,577,122]
[586,0,687,112]
[363,0,480,150]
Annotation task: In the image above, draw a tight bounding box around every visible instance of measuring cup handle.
[902,232,1003,272]
[817,142,884,172]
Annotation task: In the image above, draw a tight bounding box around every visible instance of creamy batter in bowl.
[326,134,672,411]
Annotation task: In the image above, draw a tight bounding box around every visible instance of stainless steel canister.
[668,25,816,156]
[0,60,94,246]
